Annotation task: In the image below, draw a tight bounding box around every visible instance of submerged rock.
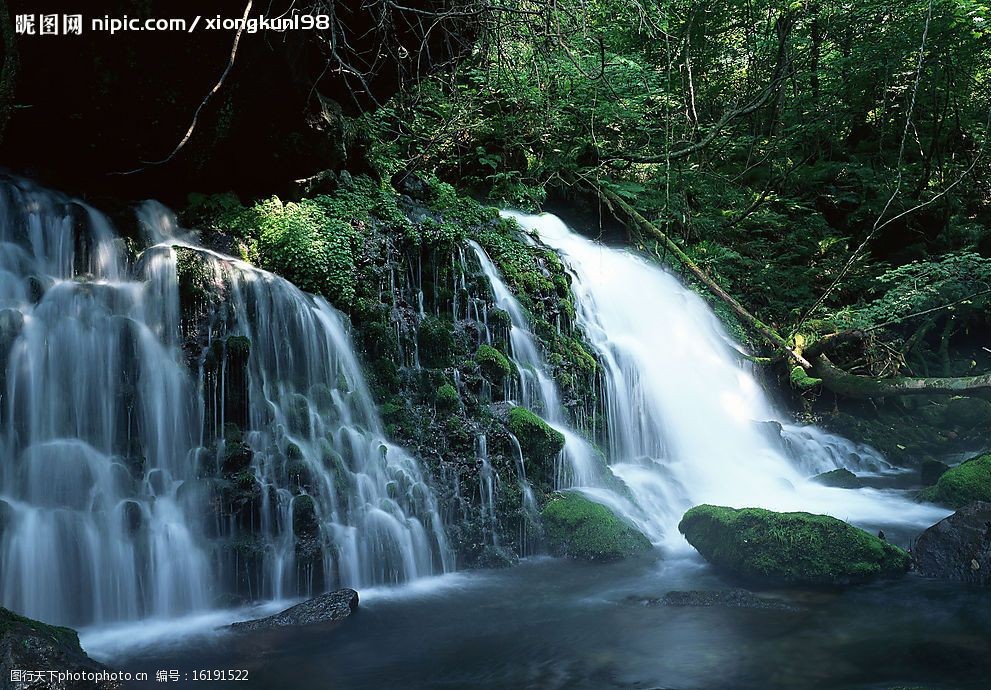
[678,505,911,586]
[811,468,863,489]
[230,589,359,632]
[914,502,991,586]
[541,492,652,561]
[625,588,799,611]
[919,453,991,508]
[0,607,119,689]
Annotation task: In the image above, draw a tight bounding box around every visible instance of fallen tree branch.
[592,180,811,369]
[113,0,253,175]
[812,354,991,398]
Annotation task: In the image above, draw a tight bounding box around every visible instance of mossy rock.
[942,397,991,429]
[292,494,319,539]
[507,406,565,470]
[918,453,991,508]
[417,315,455,368]
[435,383,461,410]
[678,505,911,586]
[810,468,863,489]
[541,492,652,561]
[476,344,513,383]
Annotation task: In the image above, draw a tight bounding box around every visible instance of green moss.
[790,365,822,390]
[541,492,652,561]
[417,315,455,368]
[476,344,513,383]
[286,394,312,437]
[435,383,461,410]
[174,246,212,305]
[919,453,991,508]
[678,505,911,586]
[0,607,81,650]
[291,494,319,538]
[507,406,565,470]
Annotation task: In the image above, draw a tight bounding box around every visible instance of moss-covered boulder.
[475,344,513,383]
[542,492,652,561]
[919,453,991,508]
[507,406,565,470]
[435,383,460,410]
[678,505,911,586]
[0,608,117,689]
[810,468,863,489]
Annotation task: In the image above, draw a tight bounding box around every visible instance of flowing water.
[0,182,967,688]
[502,211,948,546]
[0,179,450,627]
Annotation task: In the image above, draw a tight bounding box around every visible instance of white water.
[502,211,948,546]
[0,179,451,627]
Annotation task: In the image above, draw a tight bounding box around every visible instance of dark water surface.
[101,554,991,690]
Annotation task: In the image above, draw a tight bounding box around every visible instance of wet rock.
[811,468,863,489]
[920,459,950,486]
[914,501,991,586]
[625,589,800,611]
[0,607,120,689]
[230,589,358,632]
[679,505,911,586]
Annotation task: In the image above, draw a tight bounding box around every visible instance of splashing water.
[0,179,451,627]
[500,211,947,547]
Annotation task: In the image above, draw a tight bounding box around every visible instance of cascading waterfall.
[498,211,946,546]
[0,179,451,627]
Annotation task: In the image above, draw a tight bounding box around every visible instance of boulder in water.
[920,459,950,486]
[541,492,652,561]
[914,501,991,585]
[230,589,358,632]
[678,505,910,586]
[0,607,119,689]
[811,468,863,489]
[919,453,991,508]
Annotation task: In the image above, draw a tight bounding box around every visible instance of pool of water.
[95,551,990,690]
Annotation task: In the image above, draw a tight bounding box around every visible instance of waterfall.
[498,211,945,546]
[0,179,451,627]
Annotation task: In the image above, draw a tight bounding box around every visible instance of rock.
[919,453,991,508]
[475,344,513,383]
[624,589,800,611]
[678,505,911,586]
[230,589,359,633]
[541,492,652,561]
[0,607,120,689]
[920,459,950,486]
[508,406,565,470]
[914,502,991,585]
[811,468,863,489]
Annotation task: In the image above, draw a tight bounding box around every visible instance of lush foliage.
[367,0,991,374]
